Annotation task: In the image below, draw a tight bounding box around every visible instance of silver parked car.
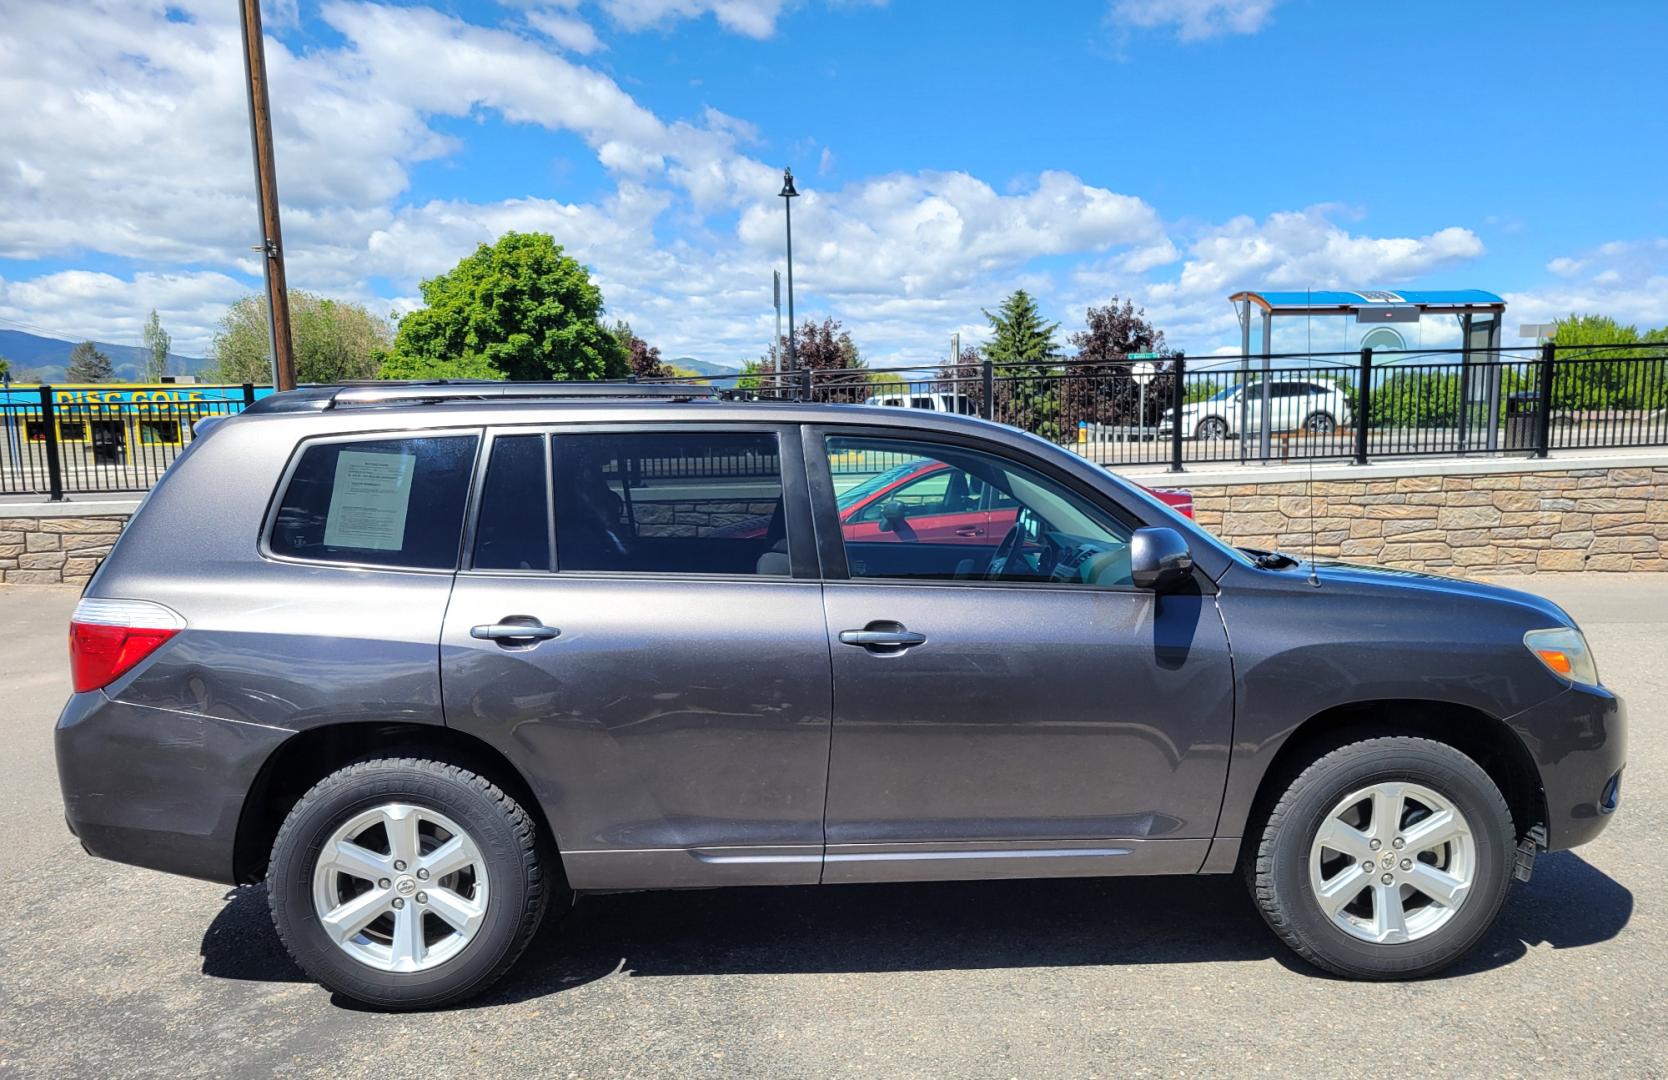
[57,382,1623,1008]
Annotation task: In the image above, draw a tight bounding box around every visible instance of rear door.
[440,424,832,890]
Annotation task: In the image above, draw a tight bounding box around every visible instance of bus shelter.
[1225,289,1507,459]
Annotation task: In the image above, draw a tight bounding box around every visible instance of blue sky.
[2,0,1665,365]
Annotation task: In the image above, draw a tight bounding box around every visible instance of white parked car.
[863,391,977,415]
[1161,379,1353,439]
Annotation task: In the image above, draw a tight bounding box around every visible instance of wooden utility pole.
[238,0,297,390]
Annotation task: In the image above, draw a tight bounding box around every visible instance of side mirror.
[1130,526,1193,592]
[877,500,909,533]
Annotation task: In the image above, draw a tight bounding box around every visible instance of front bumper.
[56,690,291,884]
[1510,684,1626,852]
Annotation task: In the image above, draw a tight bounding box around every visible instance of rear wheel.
[268,758,552,1009]
[1303,411,1337,434]
[1248,736,1515,979]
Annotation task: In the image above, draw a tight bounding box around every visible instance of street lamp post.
[778,168,799,376]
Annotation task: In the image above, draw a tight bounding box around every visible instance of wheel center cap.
[395,876,417,896]
[1380,852,1397,871]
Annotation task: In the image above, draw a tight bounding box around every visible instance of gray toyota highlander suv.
[56,382,1626,1008]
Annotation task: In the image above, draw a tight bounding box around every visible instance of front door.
[441,425,832,890]
[810,429,1235,883]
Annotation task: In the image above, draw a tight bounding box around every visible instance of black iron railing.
[6,345,1666,499]
[702,343,1668,472]
[1,385,256,498]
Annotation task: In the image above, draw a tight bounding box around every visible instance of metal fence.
[7,344,1666,499]
[714,343,1668,472]
[1,385,256,498]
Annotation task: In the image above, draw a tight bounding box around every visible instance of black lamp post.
[778,167,799,375]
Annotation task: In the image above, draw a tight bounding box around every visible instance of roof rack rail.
[242,380,718,414]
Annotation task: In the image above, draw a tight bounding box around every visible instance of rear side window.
[270,435,479,569]
[473,434,551,571]
[551,431,787,576]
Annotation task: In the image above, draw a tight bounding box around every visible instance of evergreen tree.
[982,291,1063,441]
[65,341,114,383]
[983,290,1059,371]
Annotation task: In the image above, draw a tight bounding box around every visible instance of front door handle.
[471,618,561,643]
[954,526,984,537]
[838,622,927,653]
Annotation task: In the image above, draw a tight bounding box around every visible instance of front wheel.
[1195,416,1229,440]
[1303,411,1337,434]
[1248,736,1515,980]
[268,758,553,1009]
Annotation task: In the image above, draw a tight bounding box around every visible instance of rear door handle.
[471,619,561,643]
[838,622,927,653]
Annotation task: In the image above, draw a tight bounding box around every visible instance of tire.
[268,758,552,1009]
[1195,416,1229,440]
[1247,736,1515,980]
[1303,411,1337,434]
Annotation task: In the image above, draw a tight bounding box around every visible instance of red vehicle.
[833,460,1192,543]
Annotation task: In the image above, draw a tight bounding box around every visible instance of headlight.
[1524,627,1600,687]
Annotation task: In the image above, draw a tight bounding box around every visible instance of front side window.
[551,431,788,576]
[827,435,1133,587]
[271,435,478,569]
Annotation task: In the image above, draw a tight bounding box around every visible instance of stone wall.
[4,462,1667,585]
[1188,465,1668,575]
[0,516,128,585]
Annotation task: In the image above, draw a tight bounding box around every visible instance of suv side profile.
[57,383,1624,1009]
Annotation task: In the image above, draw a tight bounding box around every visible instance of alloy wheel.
[1307,781,1475,944]
[310,802,490,973]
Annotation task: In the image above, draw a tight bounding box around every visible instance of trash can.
[1505,390,1540,450]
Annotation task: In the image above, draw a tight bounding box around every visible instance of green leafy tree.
[215,292,392,384]
[984,290,1064,441]
[0,355,11,381]
[1184,380,1223,404]
[140,308,171,381]
[382,232,626,382]
[65,341,114,383]
[1547,313,1668,412]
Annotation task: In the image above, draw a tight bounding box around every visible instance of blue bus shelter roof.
[1229,289,1505,315]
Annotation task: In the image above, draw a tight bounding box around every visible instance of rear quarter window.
[269,435,479,570]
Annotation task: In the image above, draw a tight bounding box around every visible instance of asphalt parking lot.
[2,577,1663,1079]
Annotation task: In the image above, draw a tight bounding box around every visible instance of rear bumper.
[1511,684,1627,852]
[56,691,290,884]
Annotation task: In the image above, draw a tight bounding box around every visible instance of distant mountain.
[666,356,741,379]
[0,328,210,384]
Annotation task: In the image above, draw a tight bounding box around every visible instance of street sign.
[1130,361,1158,386]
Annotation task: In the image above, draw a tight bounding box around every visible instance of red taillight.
[69,598,184,693]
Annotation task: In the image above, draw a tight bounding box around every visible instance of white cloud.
[598,0,787,38]
[0,270,254,355]
[1109,0,1279,40]
[1152,207,1484,301]
[1507,239,1668,338]
[526,8,605,53]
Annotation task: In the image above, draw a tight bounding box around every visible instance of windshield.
[835,461,923,510]
[1209,384,1238,401]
